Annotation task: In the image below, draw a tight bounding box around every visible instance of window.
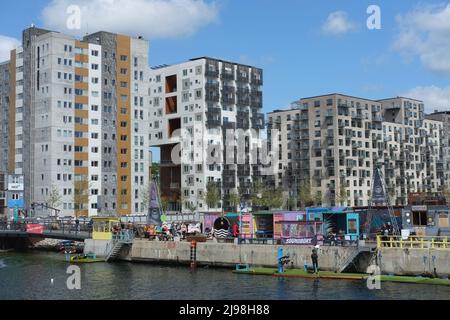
[91,64,99,70]
[91,50,99,56]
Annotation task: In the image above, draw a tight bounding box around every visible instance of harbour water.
[0,252,449,300]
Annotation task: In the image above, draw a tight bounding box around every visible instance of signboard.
[13,207,19,223]
[148,180,162,226]
[241,214,253,239]
[372,169,386,204]
[8,199,24,209]
[8,183,24,191]
[26,224,44,235]
[412,206,427,212]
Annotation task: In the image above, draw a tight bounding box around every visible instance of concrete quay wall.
[130,240,359,271]
[379,248,450,276]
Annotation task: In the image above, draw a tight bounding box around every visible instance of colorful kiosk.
[306,207,360,241]
[92,217,120,240]
[252,211,274,239]
[273,211,324,245]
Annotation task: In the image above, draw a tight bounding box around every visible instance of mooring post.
[190,240,197,269]
[277,247,284,274]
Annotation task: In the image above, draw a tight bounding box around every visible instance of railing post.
[376,235,381,249]
[400,237,403,249]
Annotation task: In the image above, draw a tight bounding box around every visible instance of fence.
[0,218,92,238]
[377,235,450,250]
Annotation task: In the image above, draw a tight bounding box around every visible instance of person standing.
[75,218,80,234]
[311,247,319,274]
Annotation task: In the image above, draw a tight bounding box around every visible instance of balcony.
[205,69,219,78]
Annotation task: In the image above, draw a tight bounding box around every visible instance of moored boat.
[68,253,104,263]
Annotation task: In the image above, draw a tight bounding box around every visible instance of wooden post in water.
[190,240,197,269]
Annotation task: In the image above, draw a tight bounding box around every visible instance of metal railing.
[0,218,92,238]
[112,229,135,243]
[377,235,450,250]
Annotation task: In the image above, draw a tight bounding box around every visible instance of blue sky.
[1,0,449,115]
[2,0,449,163]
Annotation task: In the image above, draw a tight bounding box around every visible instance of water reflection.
[0,252,449,300]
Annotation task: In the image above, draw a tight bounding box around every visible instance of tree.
[181,194,197,214]
[442,186,450,204]
[73,177,94,218]
[205,181,221,211]
[140,183,151,211]
[298,181,313,209]
[46,185,62,210]
[250,181,265,209]
[264,187,284,209]
[228,190,240,212]
[313,191,322,207]
[151,163,160,182]
[336,183,349,206]
[285,195,297,211]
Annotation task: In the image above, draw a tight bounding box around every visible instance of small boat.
[68,253,104,263]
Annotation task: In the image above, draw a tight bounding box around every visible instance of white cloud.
[402,85,450,113]
[0,35,20,62]
[394,3,450,74]
[41,0,219,39]
[322,11,355,35]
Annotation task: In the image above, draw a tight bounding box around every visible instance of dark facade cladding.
[83,32,119,216]
[0,62,10,173]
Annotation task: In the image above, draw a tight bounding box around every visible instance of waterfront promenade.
[84,237,450,276]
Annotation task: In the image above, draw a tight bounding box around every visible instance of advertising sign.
[8,183,24,191]
[372,169,386,204]
[241,214,253,239]
[26,224,44,235]
[148,180,162,226]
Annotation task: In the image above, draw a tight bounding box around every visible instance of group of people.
[325,229,346,246]
[379,221,395,246]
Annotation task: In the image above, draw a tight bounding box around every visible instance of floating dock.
[233,268,450,286]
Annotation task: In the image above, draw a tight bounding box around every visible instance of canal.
[0,252,449,300]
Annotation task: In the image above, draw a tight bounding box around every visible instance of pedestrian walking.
[311,247,319,274]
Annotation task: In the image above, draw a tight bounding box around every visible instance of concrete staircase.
[106,242,126,262]
[337,246,373,273]
[105,230,135,262]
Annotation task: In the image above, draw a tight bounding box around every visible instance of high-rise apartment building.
[267,94,445,207]
[0,27,151,217]
[426,111,450,189]
[148,58,264,213]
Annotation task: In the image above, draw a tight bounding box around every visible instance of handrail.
[377,235,449,250]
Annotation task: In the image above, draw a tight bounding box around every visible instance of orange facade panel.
[75,124,89,133]
[116,34,132,215]
[75,40,89,49]
[75,138,89,147]
[75,68,89,77]
[75,96,89,105]
[75,110,89,119]
[75,167,89,175]
[75,81,89,91]
[74,152,89,161]
[75,54,89,63]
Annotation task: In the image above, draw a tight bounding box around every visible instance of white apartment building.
[268,94,445,207]
[148,57,264,213]
[1,27,151,217]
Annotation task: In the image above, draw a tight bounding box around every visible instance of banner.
[26,224,44,235]
[372,169,386,204]
[148,180,162,226]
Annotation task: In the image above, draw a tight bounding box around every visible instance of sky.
[1,0,449,113]
[0,0,449,162]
